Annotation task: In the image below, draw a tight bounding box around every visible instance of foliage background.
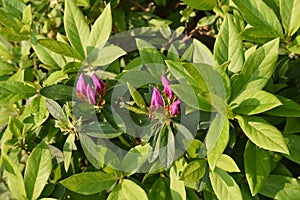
[0,0,300,199]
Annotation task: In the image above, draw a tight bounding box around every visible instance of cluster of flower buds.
[150,75,181,118]
[75,73,106,106]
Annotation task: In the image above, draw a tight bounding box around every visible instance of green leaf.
[260,175,300,199]
[63,134,77,172]
[183,0,217,10]
[240,27,282,44]
[24,141,52,200]
[230,90,282,115]
[284,118,300,134]
[64,0,90,58]
[40,85,73,101]
[279,0,300,36]
[60,172,116,195]
[148,124,162,163]
[232,0,283,37]
[0,27,28,42]
[0,81,36,105]
[8,117,23,137]
[265,95,300,117]
[87,3,111,50]
[0,62,16,76]
[216,154,240,173]
[244,141,271,195]
[120,179,148,200]
[43,71,69,87]
[45,99,67,121]
[170,84,211,111]
[170,166,186,200]
[79,134,101,169]
[31,35,65,69]
[38,39,83,60]
[22,5,32,26]
[214,14,244,73]
[231,38,279,100]
[206,114,229,170]
[159,125,175,169]
[87,46,126,66]
[148,177,171,200]
[209,168,243,200]
[284,134,300,164]
[136,39,165,78]
[2,0,26,17]
[187,139,202,158]
[83,122,122,139]
[121,144,148,174]
[126,82,147,109]
[287,35,300,54]
[2,154,27,200]
[236,115,289,154]
[180,159,206,182]
[107,184,126,200]
[193,39,214,66]
[30,96,49,126]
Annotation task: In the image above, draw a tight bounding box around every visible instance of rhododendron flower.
[150,86,164,110]
[161,75,172,99]
[86,84,96,105]
[75,73,106,106]
[170,99,180,116]
[92,73,105,96]
[76,73,87,99]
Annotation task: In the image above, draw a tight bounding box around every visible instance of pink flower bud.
[86,84,96,105]
[76,73,87,99]
[170,99,180,116]
[151,86,164,110]
[92,73,105,96]
[162,75,172,99]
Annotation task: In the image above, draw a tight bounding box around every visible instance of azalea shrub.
[0,0,300,199]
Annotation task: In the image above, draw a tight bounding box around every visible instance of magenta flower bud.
[76,73,87,98]
[151,86,164,110]
[162,75,172,99]
[170,99,180,116]
[86,84,96,105]
[92,73,105,96]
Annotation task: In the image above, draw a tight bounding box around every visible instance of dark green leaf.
[284,134,300,164]
[244,141,271,195]
[40,85,73,101]
[159,125,175,169]
[60,172,116,195]
[265,95,300,117]
[148,177,171,200]
[260,175,300,199]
